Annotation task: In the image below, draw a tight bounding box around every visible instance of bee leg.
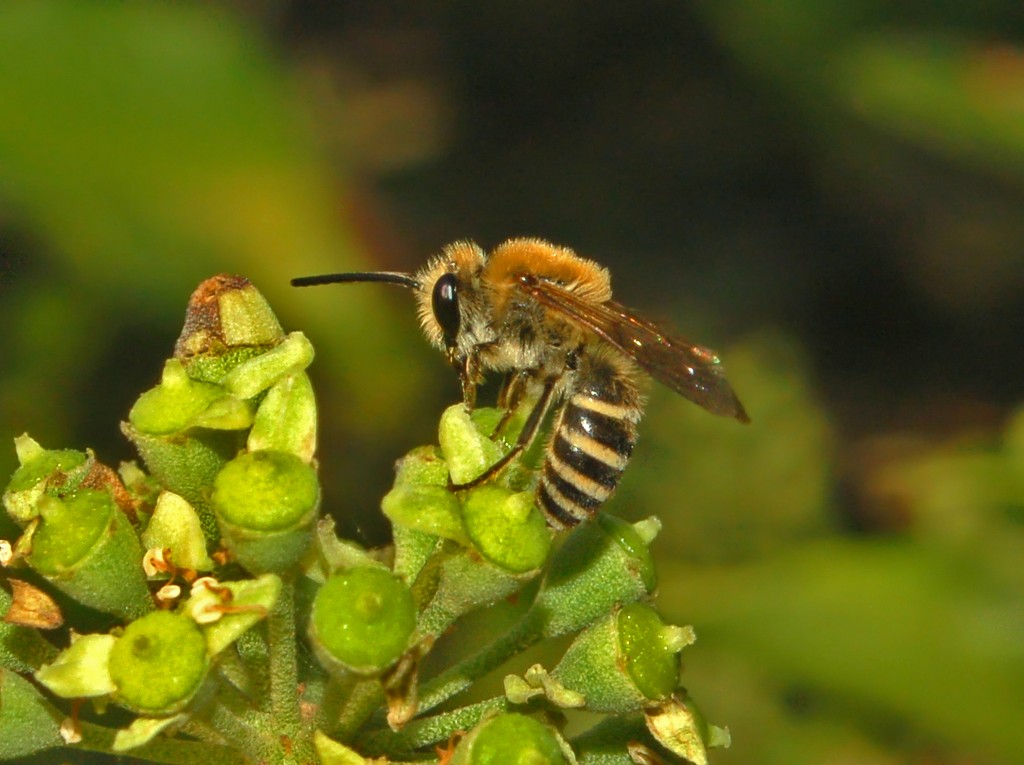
[455,353,480,409]
[494,370,535,435]
[451,376,557,491]
[497,370,530,410]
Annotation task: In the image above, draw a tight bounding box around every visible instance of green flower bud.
[450,713,568,765]
[532,514,658,638]
[128,359,253,436]
[3,436,88,524]
[247,371,318,462]
[461,486,551,573]
[212,450,319,574]
[173,275,285,383]
[553,604,689,713]
[0,668,64,759]
[310,567,416,675]
[439,405,507,485]
[35,633,117,699]
[141,491,215,573]
[108,610,209,715]
[27,490,151,620]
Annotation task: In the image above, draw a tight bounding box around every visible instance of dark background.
[1,2,1022,763]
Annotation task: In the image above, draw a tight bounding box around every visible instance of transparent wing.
[522,277,749,421]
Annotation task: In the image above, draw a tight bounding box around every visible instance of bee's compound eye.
[432,272,461,348]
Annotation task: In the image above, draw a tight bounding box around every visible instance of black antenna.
[291,272,420,289]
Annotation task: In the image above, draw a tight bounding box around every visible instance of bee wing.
[522,278,749,421]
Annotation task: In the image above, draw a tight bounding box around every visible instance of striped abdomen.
[536,363,641,528]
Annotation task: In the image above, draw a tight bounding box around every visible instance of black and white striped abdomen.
[536,366,641,528]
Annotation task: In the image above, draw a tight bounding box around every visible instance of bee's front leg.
[452,351,481,409]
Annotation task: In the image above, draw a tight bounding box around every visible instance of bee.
[292,238,748,528]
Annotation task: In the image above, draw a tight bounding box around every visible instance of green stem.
[332,678,384,743]
[416,609,544,715]
[77,720,247,765]
[201,698,268,762]
[268,575,300,731]
[358,697,510,758]
[267,574,314,762]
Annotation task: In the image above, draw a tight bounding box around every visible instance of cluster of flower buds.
[0,275,729,764]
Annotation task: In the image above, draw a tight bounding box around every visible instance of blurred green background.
[1,1,1022,763]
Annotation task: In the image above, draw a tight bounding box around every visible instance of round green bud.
[310,567,416,675]
[451,713,567,765]
[109,610,209,715]
[461,486,551,573]
[212,450,319,573]
[213,450,318,532]
[618,603,685,701]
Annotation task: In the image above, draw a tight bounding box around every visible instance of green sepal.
[3,436,88,524]
[112,713,188,753]
[247,371,318,462]
[221,331,315,400]
[310,567,416,676]
[212,450,319,574]
[128,359,253,436]
[307,517,385,584]
[141,491,216,573]
[461,485,551,573]
[394,445,451,487]
[382,484,466,545]
[504,664,586,709]
[391,524,444,585]
[108,610,210,715]
[532,514,659,639]
[187,574,282,656]
[0,667,64,760]
[35,633,116,699]
[439,404,508,485]
[313,730,375,765]
[450,712,569,765]
[26,491,152,620]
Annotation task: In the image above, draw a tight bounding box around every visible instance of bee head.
[412,241,488,359]
[291,241,489,363]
